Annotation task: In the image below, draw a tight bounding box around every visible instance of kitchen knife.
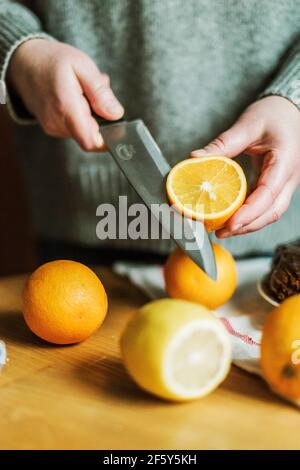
[98,118,217,280]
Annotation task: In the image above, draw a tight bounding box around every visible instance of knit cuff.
[259,50,300,111]
[0,11,54,124]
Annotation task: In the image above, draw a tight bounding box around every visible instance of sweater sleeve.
[0,1,54,124]
[260,39,300,111]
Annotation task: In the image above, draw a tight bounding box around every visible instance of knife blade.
[99,119,217,279]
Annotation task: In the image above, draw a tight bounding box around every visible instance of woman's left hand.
[191,96,300,238]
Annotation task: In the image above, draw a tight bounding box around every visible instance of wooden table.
[0,267,299,450]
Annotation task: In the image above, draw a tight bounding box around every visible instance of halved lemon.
[166,155,247,231]
[120,299,231,401]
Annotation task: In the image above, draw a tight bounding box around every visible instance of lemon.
[120,299,231,401]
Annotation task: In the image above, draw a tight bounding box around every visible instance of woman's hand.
[7,39,124,151]
[191,96,300,237]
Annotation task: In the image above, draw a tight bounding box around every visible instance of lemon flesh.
[121,299,231,401]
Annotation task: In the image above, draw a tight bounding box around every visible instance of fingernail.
[94,132,104,148]
[104,99,124,117]
[232,224,242,232]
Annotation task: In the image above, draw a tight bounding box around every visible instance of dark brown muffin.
[265,240,300,303]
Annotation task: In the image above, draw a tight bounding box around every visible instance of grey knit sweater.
[1,0,300,256]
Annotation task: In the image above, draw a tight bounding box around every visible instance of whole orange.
[164,243,237,310]
[22,260,108,344]
[261,295,300,400]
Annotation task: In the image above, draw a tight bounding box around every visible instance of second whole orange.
[164,243,237,310]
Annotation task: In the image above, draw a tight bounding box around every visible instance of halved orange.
[166,155,247,231]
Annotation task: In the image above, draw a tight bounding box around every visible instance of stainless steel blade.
[100,119,217,279]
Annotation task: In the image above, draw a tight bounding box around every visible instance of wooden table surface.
[0,267,299,450]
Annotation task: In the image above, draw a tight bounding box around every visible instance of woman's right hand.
[7,38,124,151]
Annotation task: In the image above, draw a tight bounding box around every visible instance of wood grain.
[0,268,299,450]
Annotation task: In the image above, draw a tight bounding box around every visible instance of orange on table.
[166,155,247,231]
[22,260,108,345]
[261,295,300,401]
[164,243,237,310]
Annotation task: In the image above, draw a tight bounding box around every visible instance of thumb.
[190,115,261,158]
[74,59,124,121]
